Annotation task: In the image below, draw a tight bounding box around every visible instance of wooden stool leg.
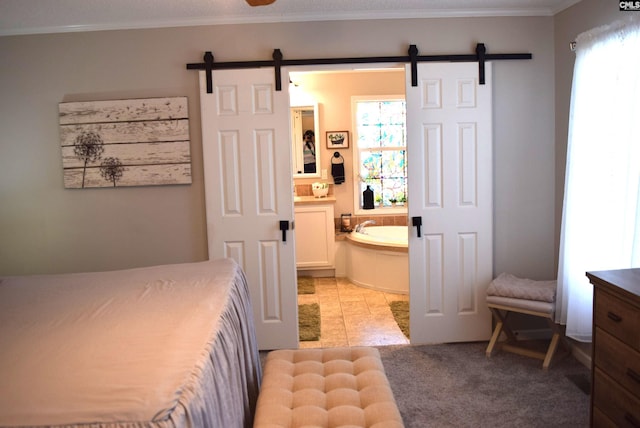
[542,332,560,370]
[500,315,518,343]
[487,307,515,357]
[487,304,568,369]
[541,318,569,369]
[486,317,503,357]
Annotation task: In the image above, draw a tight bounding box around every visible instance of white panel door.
[199,69,298,350]
[406,62,493,344]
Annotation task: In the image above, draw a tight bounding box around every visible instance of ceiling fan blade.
[246,0,276,6]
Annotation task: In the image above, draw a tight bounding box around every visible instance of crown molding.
[0,6,565,37]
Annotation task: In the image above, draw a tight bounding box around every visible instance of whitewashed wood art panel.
[58,97,191,188]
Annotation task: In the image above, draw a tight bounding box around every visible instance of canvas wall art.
[59,97,192,188]
[326,131,349,149]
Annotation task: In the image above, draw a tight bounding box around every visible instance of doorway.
[199,62,493,350]
[290,67,410,347]
[291,62,494,346]
[296,277,409,348]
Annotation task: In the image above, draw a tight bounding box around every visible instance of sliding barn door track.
[187,43,532,94]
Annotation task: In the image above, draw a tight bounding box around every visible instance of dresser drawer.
[592,406,619,428]
[595,288,640,352]
[593,369,640,427]
[595,327,640,399]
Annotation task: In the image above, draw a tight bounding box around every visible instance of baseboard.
[568,339,592,369]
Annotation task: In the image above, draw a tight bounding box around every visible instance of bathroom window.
[352,96,407,211]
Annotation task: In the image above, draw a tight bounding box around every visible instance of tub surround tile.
[333,214,408,233]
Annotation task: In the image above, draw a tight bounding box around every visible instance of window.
[557,17,640,342]
[352,96,407,212]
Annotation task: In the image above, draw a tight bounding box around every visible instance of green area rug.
[390,300,410,339]
[298,303,321,341]
[297,276,315,294]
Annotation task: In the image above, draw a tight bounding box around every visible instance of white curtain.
[557,16,640,342]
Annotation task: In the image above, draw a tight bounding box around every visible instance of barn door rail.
[186,43,532,94]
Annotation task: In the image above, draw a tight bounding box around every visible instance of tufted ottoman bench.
[253,347,404,428]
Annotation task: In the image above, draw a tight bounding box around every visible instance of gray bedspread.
[0,259,261,428]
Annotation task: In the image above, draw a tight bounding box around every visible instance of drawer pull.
[625,412,640,428]
[607,311,623,322]
[628,368,640,384]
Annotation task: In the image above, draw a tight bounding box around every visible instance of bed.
[0,258,261,428]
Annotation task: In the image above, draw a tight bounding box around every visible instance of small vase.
[363,185,374,210]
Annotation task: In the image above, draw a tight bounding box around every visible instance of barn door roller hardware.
[186,43,532,94]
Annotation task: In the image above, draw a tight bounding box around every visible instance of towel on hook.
[332,163,345,184]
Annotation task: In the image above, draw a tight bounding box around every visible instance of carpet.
[566,373,591,395]
[298,303,320,341]
[258,342,590,427]
[389,300,410,339]
[297,276,315,294]
[377,342,590,428]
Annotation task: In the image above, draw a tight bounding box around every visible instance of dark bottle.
[363,185,374,210]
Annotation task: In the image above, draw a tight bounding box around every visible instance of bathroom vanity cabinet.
[294,198,335,270]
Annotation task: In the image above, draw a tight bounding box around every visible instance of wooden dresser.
[586,269,640,428]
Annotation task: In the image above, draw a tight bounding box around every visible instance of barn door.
[199,68,298,350]
[406,62,493,344]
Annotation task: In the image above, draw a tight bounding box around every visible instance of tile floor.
[297,277,410,348]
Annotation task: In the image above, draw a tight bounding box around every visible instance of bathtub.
[345,226,408,294]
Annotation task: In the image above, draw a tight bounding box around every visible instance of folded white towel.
[487,273,557,303]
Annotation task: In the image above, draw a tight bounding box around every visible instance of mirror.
[291,104,320,177]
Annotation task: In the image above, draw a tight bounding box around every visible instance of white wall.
[0,17,556,277]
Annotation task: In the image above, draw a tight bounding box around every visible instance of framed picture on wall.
[326,131,349,149]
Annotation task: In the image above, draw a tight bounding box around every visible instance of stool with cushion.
[485,273,568,369]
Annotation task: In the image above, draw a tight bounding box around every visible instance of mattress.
[0,258,261,428]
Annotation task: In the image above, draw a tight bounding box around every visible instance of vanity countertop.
[294,195,336,205]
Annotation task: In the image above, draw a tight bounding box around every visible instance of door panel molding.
[199,68,298,350]
[408,62,493,344]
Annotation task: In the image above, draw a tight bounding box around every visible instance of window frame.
[351,94,407,216]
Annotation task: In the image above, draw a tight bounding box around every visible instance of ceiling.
[0,0,581,37]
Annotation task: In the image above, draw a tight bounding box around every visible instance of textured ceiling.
[0,0,581,36]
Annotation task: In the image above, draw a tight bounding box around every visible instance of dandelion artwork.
[59,97,191,188]
[72,131,104,188]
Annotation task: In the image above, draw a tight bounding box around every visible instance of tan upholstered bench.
[253,347,404,428]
